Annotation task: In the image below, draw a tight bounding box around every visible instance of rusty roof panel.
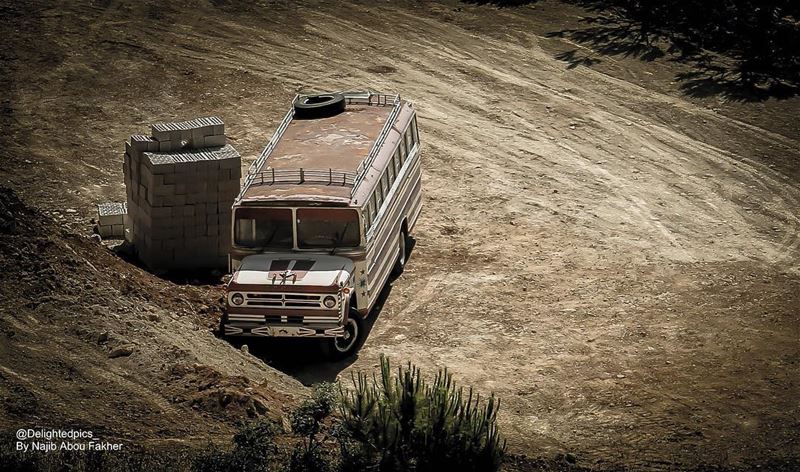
[240,94,415,205]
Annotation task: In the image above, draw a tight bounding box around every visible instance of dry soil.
[1,1,798,470]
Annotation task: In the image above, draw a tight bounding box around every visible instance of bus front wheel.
[324,309,364,360]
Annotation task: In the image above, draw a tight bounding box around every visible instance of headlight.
[230,293,244,306]
[323,295,337,309]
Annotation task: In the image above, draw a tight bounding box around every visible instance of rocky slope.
[0,186,304,445]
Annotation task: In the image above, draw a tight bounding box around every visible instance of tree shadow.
[462,0,539,6]
[674,57,800,102]
[547,11,799,102]
[548,15,666,63]
[553,49,601,69]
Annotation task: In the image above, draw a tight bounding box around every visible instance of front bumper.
[223,322,345,338]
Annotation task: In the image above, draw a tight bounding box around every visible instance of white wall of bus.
[361,113,422,308]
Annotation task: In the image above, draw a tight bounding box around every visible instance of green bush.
[338,355,506,472]
[288,383,337,472]
[192,419,279,472]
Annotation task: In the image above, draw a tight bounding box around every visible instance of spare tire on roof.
[293,93,346,119]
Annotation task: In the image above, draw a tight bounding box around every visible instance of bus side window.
[369,192,378,222]
[404,126,413,152]
[364,203,372,231]
[376,180,385,211]
[399,136,407,162]
[388,154,397,182]
[411,116,419,145]
[381,171,390,196]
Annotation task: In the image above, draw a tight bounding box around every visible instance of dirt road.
[2,1,799,469]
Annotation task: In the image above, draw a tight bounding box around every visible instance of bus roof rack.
[237,91,402,204]
[248,168,356,187]
[349,93,402,196]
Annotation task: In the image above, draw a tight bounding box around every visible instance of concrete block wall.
[123,117,241,271]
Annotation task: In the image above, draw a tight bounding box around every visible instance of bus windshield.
[297,208,360,249]
[234,207,293,249]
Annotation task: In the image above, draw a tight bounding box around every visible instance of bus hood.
[231,253,354,288]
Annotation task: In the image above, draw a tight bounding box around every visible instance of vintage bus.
[222,91,422,358]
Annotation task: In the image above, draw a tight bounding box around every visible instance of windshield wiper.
[330,222,350,255]
[263,226,280,248]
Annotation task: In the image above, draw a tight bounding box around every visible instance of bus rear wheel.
[392,230,407,276]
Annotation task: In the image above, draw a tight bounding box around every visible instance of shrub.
[288,383,337,472]
[338,355,506,472]
[192,419,279,472]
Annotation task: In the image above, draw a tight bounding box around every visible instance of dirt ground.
[1,0,799,470]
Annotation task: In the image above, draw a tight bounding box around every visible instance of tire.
[392,230,407,276]
[324,308,363,360]
[293,93,346,119]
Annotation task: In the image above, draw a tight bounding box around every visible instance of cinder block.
[151,124,171,142]
[125,142,140,161]
[131,135,156,152]
[190,203,205,216]
[168,226,184,239]
[203,135,226,147]
[220,156,241,169]
[97,202,127,226]
[191,128,204,147]
[168,130,182,146]
[147,154,176,174]
[152,214,176,227]
[174,183,187,194]
[173,194,188,207]
[150,225,171,240]
[154,184,175,197]
[206,187,219,201]
[151,206,172,218]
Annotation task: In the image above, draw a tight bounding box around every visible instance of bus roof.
[238,92,414,207]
